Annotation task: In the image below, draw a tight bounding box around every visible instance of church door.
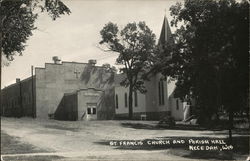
[86,103,97,120]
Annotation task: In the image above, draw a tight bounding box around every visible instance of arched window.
[115,94,119,109]
[176,99,179,110]
[158,80,165,105]
[124,93,128,108]
[134,91,138,107]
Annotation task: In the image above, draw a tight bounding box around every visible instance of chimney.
[16,78,21,83]
[88,59,97,66]
[52,56,61,64]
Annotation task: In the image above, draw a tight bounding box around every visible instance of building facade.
[114,16,190,121]
[1,59,116,120]
[1,16,190,121]
[1,77,35,118]
[114,73,189,121]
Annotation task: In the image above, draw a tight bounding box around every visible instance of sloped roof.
[114,73,126,85]
[158,16,174,46]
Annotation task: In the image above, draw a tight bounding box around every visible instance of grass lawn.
[1,130,48,155]
[2,155,64,161]
[1,130,64,161]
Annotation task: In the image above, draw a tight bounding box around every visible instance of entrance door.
[86,103,97,120]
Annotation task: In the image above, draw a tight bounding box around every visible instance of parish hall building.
[1,59,116,121]
[0,16,191,121]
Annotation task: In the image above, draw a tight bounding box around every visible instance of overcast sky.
[2,0,181,88]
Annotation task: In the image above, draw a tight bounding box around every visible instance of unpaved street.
[1,117,247,160]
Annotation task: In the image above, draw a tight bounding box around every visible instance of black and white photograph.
[0,0,249,160]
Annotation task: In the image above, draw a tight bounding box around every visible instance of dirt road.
[1,117,246,160]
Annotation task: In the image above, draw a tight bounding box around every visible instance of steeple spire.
[158,15,174,46]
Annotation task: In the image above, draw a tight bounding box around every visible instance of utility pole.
[18,79,23,117]
[31,65,35,118]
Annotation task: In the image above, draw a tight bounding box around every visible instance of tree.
[154,0,248,140]
[0,0,70,111]
[1,0,70,60]
[99,22,156,119]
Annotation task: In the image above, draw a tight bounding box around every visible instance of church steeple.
[158,15,173,46]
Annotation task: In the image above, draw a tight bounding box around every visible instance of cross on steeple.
[74,69,80,79]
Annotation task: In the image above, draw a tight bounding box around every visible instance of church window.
[134,91,138,107]
[158,80,165,105]
[115,94,119,109]
[158,82,161,105]
[176,99,179,110]
[124,93,128,108]
[161,81,165,105]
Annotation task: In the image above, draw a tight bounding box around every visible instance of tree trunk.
[0,14,5,116]
[0,31,2,116]
[128,85,133,119]
[228,109,233,143]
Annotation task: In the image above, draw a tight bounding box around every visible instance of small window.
[161,81,165,105]
[176,99,179,110]
[93,108,96,114]
[125,93,128,108]
[158,80,165,105]
[87,108,91,114]
[158,82,161,105]
[115,94,119,109]
[134,91,138,107]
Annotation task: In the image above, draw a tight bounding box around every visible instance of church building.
[1,16,190,121]
[114,16,191,121]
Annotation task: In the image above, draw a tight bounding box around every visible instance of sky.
[2,0,182,88]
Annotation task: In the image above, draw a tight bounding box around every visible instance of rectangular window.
[115,94,119,109]
[158,80,165,105]
[92,108,96,114]
[176,99,179,110]
[87,108,91,114]
[125,93,128,108]
[161,81,165,105]
[158,82,162,105]
[134,91,138,107]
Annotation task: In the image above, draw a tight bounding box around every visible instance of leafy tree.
[99,22,156,119]
[154,0,248,140]
[0,0,70,110]
[1,0,70,60]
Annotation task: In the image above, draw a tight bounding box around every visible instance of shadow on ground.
[95,136,249,160]
[44,124,79,132]
[1,130,49,155]
[120,122,250,133]
[203,128,250,136]
[121,122,209,131]
[3,155,64,161]
[1,130,64,161]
